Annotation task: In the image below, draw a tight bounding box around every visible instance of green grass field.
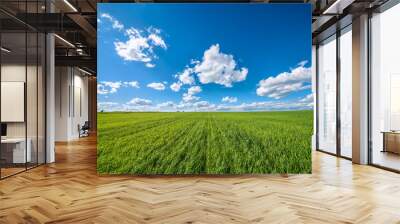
[97,111,312,174]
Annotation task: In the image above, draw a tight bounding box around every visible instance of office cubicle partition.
[0,1,47,179]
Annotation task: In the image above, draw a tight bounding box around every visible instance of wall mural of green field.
[98,111,312,174]
[97,4,312,174]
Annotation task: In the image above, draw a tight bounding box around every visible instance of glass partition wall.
[370,2,400,171]
[315,0,400,172]
[0,3,46,179]
[0,30,27,177]
[316,25,352,159]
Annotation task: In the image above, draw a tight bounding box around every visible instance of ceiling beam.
[67,13,97,45]
[55,55,96,74]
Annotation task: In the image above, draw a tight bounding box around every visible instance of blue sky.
[97,3,313,112]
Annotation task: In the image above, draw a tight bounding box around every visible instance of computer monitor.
[1,123,7,137]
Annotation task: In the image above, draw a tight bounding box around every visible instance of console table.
[381,131,400,154]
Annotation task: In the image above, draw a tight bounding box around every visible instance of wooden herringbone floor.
[1,135,400,224]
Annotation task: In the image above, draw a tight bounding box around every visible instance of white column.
[312,45,317,151]
[46,32,55,163]
[352,14,369,164]
[45,0,55,163]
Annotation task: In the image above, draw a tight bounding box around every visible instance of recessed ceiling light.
[322,0,354,15]
[78,67,93,76]
[1,47,11,53]
[63,0,78,12]
[54,34,75,48]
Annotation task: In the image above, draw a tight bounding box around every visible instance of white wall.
[1,65,25,129]
[55,67,89,141]
[72,73,89,138]
[1,65,42,137]
[1,63,46,164]
[55,67,70,141]
[1,82,25,122]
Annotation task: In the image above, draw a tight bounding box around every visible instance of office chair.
[79,121,90,138]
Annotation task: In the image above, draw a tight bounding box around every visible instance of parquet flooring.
[0,167,26,178]
[1,135,400,223]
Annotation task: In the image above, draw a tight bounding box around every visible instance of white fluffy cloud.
[182,93,200,103]
[169,68,194,93]
[145,63,155,68]
[170,44,247,92]
[193,101,215,110]
[97,95,313,112]
[147,82,166,91]
[148,33,167,49]
[215,100,312,112]
[123,81,140,88]
[98,81,139,95]
[194,44,248,87]
[97,81,123,94]
[97,102,119,111]
[299,93,314,107]
[176,68,195,85]
[170,82,182,92]
[170,101,216,111]
[114,26,167,67]
[157,101,175,108]
[182,86,202,102]
[100,13,124,31]
[256,61,311,99]
[221,96,237,103]
[300,93,313,102]
[127,98,152,106]
[164,98,311,112]
[187,86,202,95]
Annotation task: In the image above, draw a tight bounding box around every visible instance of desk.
[381,131,400,154]
[1,138,31,163]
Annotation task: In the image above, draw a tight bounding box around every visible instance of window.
[317,35,337,154]
[370,2,400,171]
